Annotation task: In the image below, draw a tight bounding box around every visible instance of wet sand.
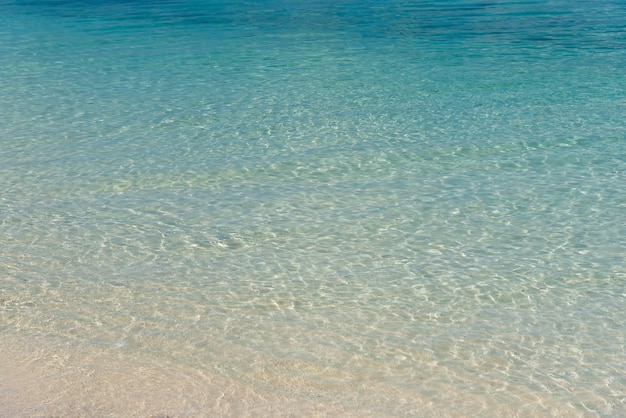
[1,336,586,417]
[0,338,390,417]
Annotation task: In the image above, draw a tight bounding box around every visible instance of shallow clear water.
[1,0,625,415]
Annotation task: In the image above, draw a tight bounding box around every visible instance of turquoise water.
[1,0,625,415]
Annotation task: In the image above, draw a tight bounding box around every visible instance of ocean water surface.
[1,0,625,415]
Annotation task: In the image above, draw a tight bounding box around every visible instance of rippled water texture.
[1,0,625,416]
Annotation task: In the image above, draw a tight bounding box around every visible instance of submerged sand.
[1,336,587,417]
[0,338,407,417]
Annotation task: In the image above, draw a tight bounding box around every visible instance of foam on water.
[1,0,625,415]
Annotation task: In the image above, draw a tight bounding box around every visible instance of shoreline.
[0,336,585,417]
[0,337,388,417]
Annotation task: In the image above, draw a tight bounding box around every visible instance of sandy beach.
[2,336,590,417]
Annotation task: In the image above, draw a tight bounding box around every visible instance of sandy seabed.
[0,338,421,417]
[0,337,589,417]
